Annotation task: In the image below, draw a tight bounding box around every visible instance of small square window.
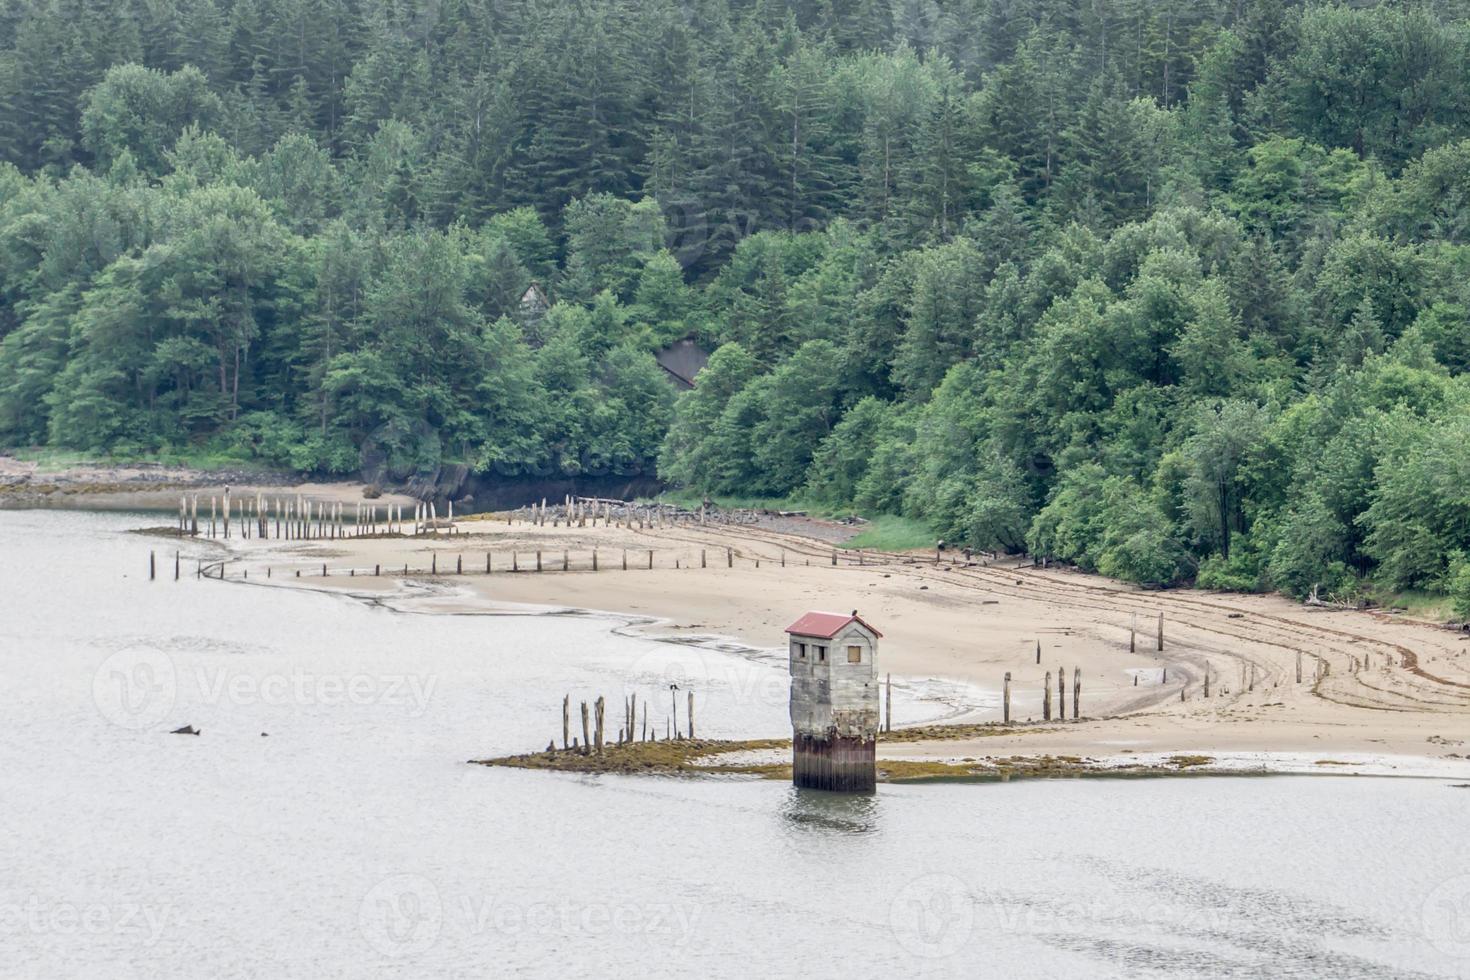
[847,645,862,663]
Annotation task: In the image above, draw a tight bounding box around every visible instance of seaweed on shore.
[471,737,789,778]
[472,736,1233,784]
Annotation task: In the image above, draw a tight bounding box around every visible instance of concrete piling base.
[792,731,876,793]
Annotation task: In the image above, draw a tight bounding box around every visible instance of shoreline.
[133,506,1470,783]
[474,734,1470,783]
[0,454,415,510]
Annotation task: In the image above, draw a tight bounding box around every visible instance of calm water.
[2,509,1468,978]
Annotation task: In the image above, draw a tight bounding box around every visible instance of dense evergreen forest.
[4,0,1470,603]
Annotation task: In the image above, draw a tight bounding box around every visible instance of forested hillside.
[4,0,1470,602]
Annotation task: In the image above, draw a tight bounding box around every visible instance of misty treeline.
[4,0,1470,604]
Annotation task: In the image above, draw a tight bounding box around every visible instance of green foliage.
[1028,465,1188,586]
[1265,497,1353,599]
[1447,555,1470,621]
[1196,547,1263,593]
[80,64,224,174]
[840,516,935,552]
[1360,414,1470,591]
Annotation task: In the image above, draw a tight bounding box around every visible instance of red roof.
[784,611,883,639]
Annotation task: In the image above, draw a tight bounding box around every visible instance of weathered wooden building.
[519,282,549,315]
[654,339,710,390]
[786,611,881,792]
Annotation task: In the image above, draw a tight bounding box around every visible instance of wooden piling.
[580,701,590,756]
[1129,613,1136,653]
[687,691,694,739]
[1072,669,1080,719]
[1003,672,1011,724]
[594,697,605,754]
[1035,640,1041,664]
[1058,667,1066,720]
[1043,672,1052,720]
[1157,611,1164,651]
[885,673,892,732]
[149,550,155,581]
[1296,651,1302,684]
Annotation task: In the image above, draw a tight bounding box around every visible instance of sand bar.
[161,507,1470,778]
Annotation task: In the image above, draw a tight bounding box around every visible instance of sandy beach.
[169,506,1470,777]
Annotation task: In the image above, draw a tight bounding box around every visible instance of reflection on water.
[0,509,1467,979]
[779,785,883,836]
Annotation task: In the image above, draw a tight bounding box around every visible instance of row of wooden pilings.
[174,491,466,541]
[171,491,796,541]
[551,689,696,754]
[518,495,765,530]
[147,544,877,581]
[1002,667,1084,722]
